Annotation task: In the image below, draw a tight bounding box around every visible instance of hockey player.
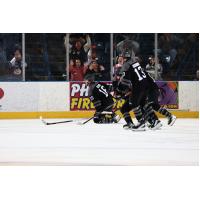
[113,54,161,130]
[118,51,176,130]
[84,74,120,124]
[119,51,157,131]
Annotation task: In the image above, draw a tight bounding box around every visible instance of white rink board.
[0,81,199,112]
[0,82,70,112]
[0,82,39,111]
[179,81,199,111]
[0,118,198,165]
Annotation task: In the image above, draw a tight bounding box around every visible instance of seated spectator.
[69,34,91,64]
[145,55,163,80]
[84,60,106,81]
[69,59,87,81]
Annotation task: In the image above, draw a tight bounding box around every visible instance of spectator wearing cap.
[69,58,87,81]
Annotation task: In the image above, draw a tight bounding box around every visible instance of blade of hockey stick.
[40,116,73,125]
[76,117,93,125]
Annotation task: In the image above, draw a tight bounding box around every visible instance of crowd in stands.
[0,33,198,82]
[68,34,110,81]
[113,33,199,80]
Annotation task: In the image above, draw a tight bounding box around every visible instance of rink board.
[0,81,199,119]
[0,111,198,119]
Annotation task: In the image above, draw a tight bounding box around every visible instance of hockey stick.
[77,98,122,125]
[40,116,73,125]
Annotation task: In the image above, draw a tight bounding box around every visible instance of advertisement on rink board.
[70,81,179,111]
[0,87,5,110]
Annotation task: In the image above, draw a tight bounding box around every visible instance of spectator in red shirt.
[69,59,87,81]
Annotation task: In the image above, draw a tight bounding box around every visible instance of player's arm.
[89,87,103,112]
[118,70,132,96]
[119,62,132,88]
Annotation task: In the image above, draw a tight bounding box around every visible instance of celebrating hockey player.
[84,73,120,124]
[112,52,161,130]
[118,50,160,131]
[116,49,176,131]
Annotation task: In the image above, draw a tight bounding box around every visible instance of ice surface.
[0,118,199,165]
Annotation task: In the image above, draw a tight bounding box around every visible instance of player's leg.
[104,99,121,123]
[93,99,120,124]
[139,97,158,124]
[120,99,134,129]
[143,101,162,130]
[93,111,104,123]
[130,90,146,131]
[149,89,176,126]
[157,106,177,126]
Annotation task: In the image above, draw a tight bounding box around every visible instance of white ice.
[0,118,199,165]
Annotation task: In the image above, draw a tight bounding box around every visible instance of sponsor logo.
[0,87,4,109]
[0,88,4,99]
[70,81,179,111]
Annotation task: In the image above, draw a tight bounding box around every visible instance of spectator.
[85,60,106,81]
[8,46,27,81]
[86,48,98,65]
[158,33,181,73]
[114,54,124,75]
[69,34,91,64]
[145,55,163,80]
[69,59,87,81]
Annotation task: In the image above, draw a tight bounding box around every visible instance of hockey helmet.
[84,73,95,83]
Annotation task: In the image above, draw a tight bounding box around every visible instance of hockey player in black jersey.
[118,51,176,130]
[84,74,120,124]
[119,51,158,131]
[112,53,161,130]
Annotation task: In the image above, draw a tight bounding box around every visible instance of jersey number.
[97,84,108,97]
[134,66,146,81]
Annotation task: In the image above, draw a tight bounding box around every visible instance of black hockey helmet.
[84,73,95,83]
[117,38,136,60]
[122,51,131,59]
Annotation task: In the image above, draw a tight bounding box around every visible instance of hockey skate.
[131,121,146,131]
[149,120,162,130]
[113,114,121,123]
[123,123,134,130]
[168,115,177,126]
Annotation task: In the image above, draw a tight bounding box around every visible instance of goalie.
[84,74,120,124]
